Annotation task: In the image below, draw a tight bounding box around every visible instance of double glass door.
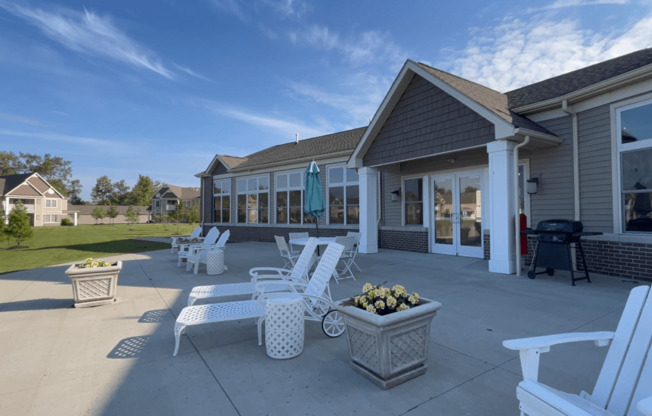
[432,171,483,258]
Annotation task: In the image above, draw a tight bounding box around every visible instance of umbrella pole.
[315,219,320,255]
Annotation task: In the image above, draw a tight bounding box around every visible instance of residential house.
[151,185,200,219]
[0,173,68,226]
[199,48,652,281]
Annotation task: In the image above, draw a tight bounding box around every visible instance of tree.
[111,180,131,205]
[187,203,200,224]
[91,207,107,224]
[67,179,84,205]
[91,176,113,205]
[124,206,139,225]
[131,175,157,206]
[106,205,119,225]
[0,209,7,246]
[6,202,33,247]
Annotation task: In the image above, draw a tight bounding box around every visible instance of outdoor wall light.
[391,188,401,202]
[526,178,539,195]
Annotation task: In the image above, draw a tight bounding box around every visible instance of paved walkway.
[0,240,640,415]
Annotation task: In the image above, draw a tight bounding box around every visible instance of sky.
[1,0,652,201]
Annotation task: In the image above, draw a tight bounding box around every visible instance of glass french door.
[432,171,483,258]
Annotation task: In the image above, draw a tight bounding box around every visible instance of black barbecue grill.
[522,219,602,286]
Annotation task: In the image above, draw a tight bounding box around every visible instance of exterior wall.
[201,224,356,243]
[75,212,150,225]
[524,116,575,225]
[363,75,494,167]
[379,229,428,253]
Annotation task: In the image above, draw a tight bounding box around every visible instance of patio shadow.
[107,336,151,359]
[0,297,73,312]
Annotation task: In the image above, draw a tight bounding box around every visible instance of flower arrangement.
[353,282,420,315]
[76,258,114,268]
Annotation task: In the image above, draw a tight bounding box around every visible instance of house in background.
[197,48,652,281]
[151,185,200,219]
[0,173,68,226]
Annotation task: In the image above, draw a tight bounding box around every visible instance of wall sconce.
[526,178,538,195]
[390,188,401,202]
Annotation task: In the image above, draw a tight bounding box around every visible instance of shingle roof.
[222,127,366,172]
[506,47,652,108]
[218,155,247,170]
[416,63,554,135]
[165,185,200,200]
[0,173,34,195]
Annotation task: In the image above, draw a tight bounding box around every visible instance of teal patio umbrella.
[305,160,325,238]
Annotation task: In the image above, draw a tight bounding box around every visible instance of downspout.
[562,99,580,221]
[514,135,530,277]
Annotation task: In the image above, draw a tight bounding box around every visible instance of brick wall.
[379,229,428,253]
[523,235,652,281]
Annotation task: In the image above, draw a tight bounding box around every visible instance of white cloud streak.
[442,11,652,92]
[0,1,175,79]
[0,129,115,147]
[527,0,630,13]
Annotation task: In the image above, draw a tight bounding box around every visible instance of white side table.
[206,249,225,275]
[265,293,304,359]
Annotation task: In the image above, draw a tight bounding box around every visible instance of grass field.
[0,223,196,274]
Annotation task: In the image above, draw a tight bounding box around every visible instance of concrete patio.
[0,240,640,415]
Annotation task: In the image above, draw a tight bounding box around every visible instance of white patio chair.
[333,235,357,283]
[173,242,345,356]
[187,238,319,306]
[177,227,219,267]
[275,235,299,268]
[186,230,230,274]
[288,232,309,255]
[346,231,362,272]
[170,226,202,253]
[503,285,652,416]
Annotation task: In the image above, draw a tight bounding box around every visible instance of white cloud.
[0,113,47,127]
[0,129,115,147]
[441,11,652,92]
[527,0,630,13]
[0,1,175,79]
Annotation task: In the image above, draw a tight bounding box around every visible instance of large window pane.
[259,193,268,223]
[622,148,652,232]
[404,178,423,225]
[621,102,652,144]
[237,195,246,223]
[329,186,344,224]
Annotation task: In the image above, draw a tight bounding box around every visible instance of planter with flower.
[65,258,122,308]
[335,282,442,389]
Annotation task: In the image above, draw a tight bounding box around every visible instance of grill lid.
[536,219,583,233]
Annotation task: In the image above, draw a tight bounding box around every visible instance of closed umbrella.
[305,160,325,239]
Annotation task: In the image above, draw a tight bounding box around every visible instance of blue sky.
[1,0,651,201]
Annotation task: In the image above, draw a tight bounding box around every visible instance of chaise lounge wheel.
[528,270,536,279]
[322,310,346,338]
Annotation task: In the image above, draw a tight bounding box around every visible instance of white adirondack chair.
[177,227,219,267]
[173,242,344,356]
[186,230,230,274]
[503,285,652,416]
[170,226,202,253]
[187,238,319,306]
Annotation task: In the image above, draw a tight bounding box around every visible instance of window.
[237,176,269,224]
[275,171,314,224]
[45,199,57,208]
[404,178,423,225]
[618,99,652,233]
[44,214,58,223]
[328,166,359,224]
[213,179,231,223]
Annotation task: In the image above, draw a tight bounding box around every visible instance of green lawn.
[0,223,196,274]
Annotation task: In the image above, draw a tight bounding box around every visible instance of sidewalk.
[0,241,637,415]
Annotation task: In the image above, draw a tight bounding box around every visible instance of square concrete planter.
[335,297,442,389]
[65,261,122,308]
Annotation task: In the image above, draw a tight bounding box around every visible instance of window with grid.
[328,166,359,224]
[275,171,314,224]
[45,199,57,208]
[213,179,231,223]
[404,178,423,225]
[237,176,269,224]
[618,99,652,233]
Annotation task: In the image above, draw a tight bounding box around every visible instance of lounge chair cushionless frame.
[503,285,652,416]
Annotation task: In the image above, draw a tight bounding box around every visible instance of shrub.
[61,217,72,226]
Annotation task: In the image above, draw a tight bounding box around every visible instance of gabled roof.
[158,185,200,200]
[507,47,652,110]
[198,127,366,176]
[0,172,65,199]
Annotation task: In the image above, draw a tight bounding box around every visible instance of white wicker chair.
[275,235,299,268]
[186,230,230,274]
[170,227,202,253]
[177,227,219,267]
[173,242,345,356]
[187,238,319,306]
[346,231,362,272]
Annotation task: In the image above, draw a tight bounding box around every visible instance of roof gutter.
[562,99,581,222]
[512,63,652,114]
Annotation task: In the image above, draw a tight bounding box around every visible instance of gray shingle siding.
[363,75,494,167]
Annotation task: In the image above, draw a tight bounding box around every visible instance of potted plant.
[335,283,442,389]
[65,258,122,308]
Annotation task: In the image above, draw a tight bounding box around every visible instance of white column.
[358,167,379,254]
[487,140,518,274]
[74,212,78,226]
